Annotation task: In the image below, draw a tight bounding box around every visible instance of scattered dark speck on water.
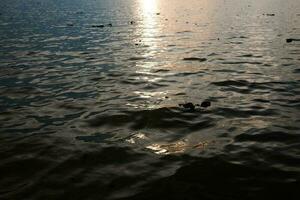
[286,38,300,43]
[183,57,207,62]
[92,24,105,28]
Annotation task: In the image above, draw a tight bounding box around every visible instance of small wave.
[215,107,277,118]
[128,57,146,61]
[86,107,213,131]
[220,61,263,65]
[235,130,300,143]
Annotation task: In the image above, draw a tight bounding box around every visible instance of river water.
[0,0,300,199]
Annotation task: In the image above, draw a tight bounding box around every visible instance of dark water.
[1,0,300,199]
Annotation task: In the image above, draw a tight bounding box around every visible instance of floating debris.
[67,23,74,27]
[265,13,275,16]
[107,23,112,27]
[130,21,135,24]
[200,101,211,108]
[183,57,207,62]
[156,13,160,15]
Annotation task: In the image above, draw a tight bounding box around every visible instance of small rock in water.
[107,23,112,27]
[183,57,207,62]
[200,101,211,108]
[179,102,196,111]
[67,23,74,27]
[130,21,135,24]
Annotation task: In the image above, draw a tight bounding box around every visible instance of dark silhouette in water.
[286,38,300,43]
[200,101,211,108]
[265,13,275,16]
[179,101,211,111]
[179,102,196,111]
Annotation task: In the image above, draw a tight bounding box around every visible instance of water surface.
[0,0,300,199]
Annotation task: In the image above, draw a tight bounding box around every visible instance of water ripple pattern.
[0,0,300,199]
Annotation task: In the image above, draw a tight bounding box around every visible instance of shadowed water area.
[0,0,300,199]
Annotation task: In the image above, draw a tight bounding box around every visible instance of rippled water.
[1,0,300,199]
